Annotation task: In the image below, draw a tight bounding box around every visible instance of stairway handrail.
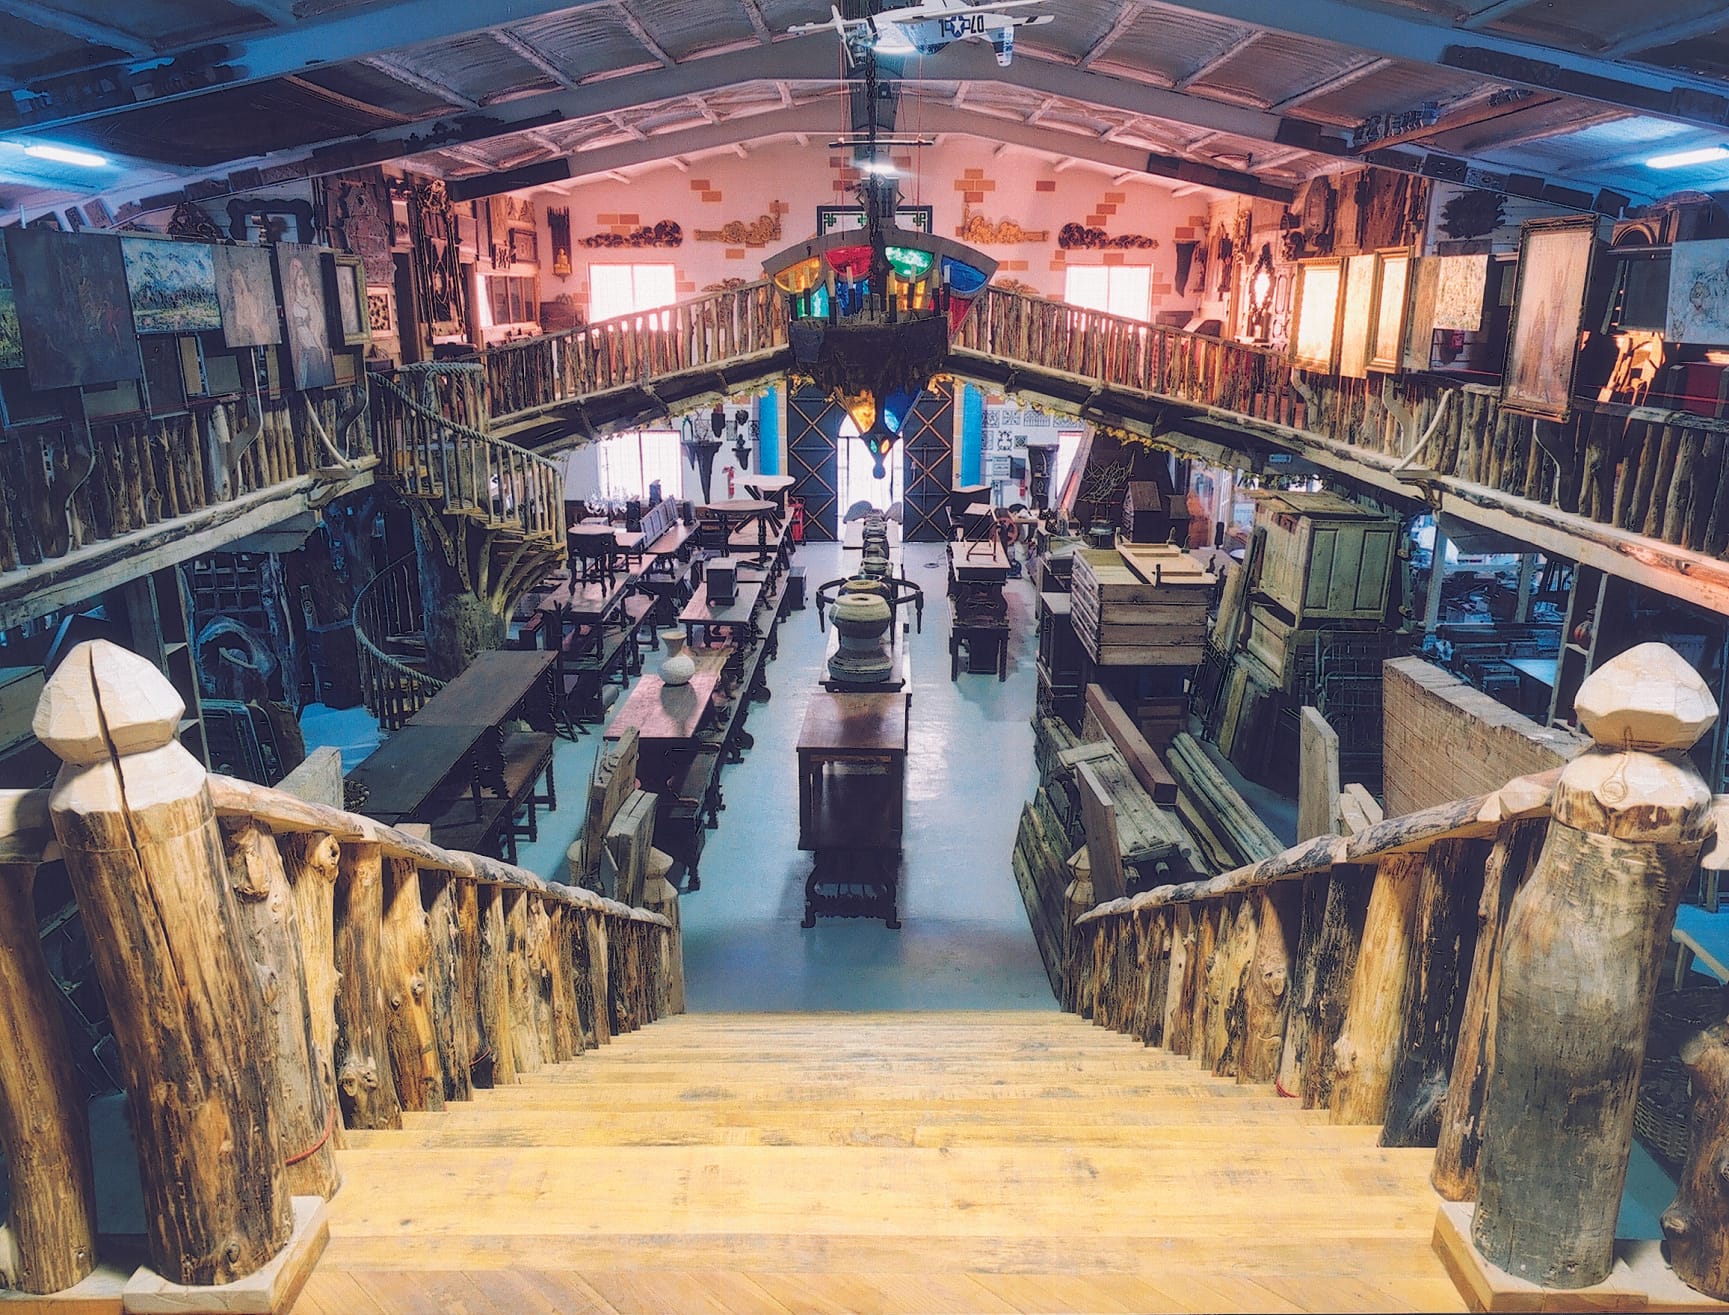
[350,553,446,729]
[1074,766,1560,926]
[371,367,562,468]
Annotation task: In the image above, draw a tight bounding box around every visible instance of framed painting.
[1337,253,1380,379]
[213,243,281,347]
[1290,258,1344,373]
[1666,238,1729,346]
[325,252,370,347]
[0,231,21,371]
[274,243,336,390]
[140,336,187,416]
[1368,250,1411,374]
[121,237,221,334]
[1432,254,1489,333]
[6,228,142,390]
[1502,215,1600,422]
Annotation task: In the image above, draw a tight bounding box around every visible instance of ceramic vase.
[659,628,696,686]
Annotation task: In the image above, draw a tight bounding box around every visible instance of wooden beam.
[1173,33,1259,91]
[362,56,481,110]
[614,2,674,67]
[1079,3,1144,70]
[1083,684,1178,805]
[1351,91,1562,152]
[490,28,579,90]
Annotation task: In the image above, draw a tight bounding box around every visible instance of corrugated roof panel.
[1484,0,1722,54]
[1292,62,1484,126]
[513,8,663,80]
[1098,12,1255,86]
[1013,0,1128,64]
[296,62,454,117]
[396,33,561,102]
[1640,30,1729,80]
[633,0,754,57]
[1190,33,1371,108]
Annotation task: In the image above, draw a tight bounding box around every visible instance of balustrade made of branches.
[0,640,677,1298]
[0,389,372,584]
[481,281,788,426]
[370,367,563,550]
[352,552,444,732]
[1067,642,1729,1302]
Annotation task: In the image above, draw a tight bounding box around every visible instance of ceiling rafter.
[1269,57,1393,111]
[8,0,152,57]
[1172,32,1259,91]
[606,112,648,140]
[362,55,481,109]
[1079,3,1144,70]
[1025,96,1060,124]
[614,2,675,68]
[1601,10,1729,58]
[281,73,415,125]
[438,142,498,168]
[489,28,578,90]
[1458,0,1543,31]
[740,0,773,44]
[1149,0,1729,131]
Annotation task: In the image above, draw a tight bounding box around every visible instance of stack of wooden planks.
[1163,732,1282,871]
[1011,785,1075,996]
[1069,545,1215,667]
[1055,741,1193,884]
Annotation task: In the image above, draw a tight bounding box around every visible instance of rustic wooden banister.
[0,638,677,1305]
[1064,641,1729,1307]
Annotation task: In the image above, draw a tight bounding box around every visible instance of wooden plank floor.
[299,1012,1465,1314]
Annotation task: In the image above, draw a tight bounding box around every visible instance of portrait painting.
[0,231,21,371]
[325,253,370,346]
[1290,258,1343,373]
[213,243,282,347]
[1431,254,1489,332]
[274,243,336,390]
[1666,238,1729,346]
[1502,216,1599,422]
[121,237,221,334]
[1337,254,1379,380]
[6,228,141,390]
[1368,251,1410,374]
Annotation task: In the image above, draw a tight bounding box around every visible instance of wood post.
[505,888,544,1072]
[1290,868,1373,1109]
[1474,643,1716,1288]
[477,885,518,1082]
[332,842,403,1130]
[1239,884,1300,1085]
[422,871,473,1103]
[1432,820,1544,1199]
[1662,1019,1729,1299]
[282,831,345,1147]
[0,859,99,1294]
[222,820,341,1200]
[36,640,293,1285]
[1329,852,1423,1125]
[380,855,442,1113]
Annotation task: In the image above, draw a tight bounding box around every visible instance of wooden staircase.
[301,1011,1463,1314]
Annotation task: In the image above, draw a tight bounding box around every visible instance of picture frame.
[1290,258,1345,373]
[1501,214,1602,422]
[1367,249,1412,374]
[325,252,370,347]
[1337,253,1380,380]
[120,237,222,335]
[274,244,336,390]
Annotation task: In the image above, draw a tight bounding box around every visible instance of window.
[595,429,681,502]
[485,274,538,327]
[1063,266,1151,322]
[589,263,677,324]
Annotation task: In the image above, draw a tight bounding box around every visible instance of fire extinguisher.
[724,465,736,497]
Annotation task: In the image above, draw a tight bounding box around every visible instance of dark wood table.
[680,580,764,647]
[796,691,909,929]
[605,646,731,750]
[568,522,645,553]
[407,649,557,729]
[345,722,488,824]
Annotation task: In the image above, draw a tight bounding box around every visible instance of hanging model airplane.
[789,1,1053,67]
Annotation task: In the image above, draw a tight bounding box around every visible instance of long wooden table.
[796,690,909,929]
[408,649,557,728]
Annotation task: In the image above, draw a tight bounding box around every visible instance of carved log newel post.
[1472,643,1716,1288]
[36,641,293,1285]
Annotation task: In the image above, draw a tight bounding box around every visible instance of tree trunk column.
[1473,643,1717,1288]
[35,640,293,1286]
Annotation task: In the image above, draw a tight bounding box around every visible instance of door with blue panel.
[901,381,955,543]
[788,386,839,542]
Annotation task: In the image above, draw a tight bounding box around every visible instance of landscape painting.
[0,231,21,370]
[213,242,281,347]
[7,228,141,390]
[122,237,221,334]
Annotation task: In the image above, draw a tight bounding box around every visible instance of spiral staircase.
[359,361,567,728]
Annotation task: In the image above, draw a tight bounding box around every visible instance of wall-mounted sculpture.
[957,207,1049,245]
[580,220,682,248]
[1058,222,1158,250]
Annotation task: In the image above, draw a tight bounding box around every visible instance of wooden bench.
[426,730,555,864]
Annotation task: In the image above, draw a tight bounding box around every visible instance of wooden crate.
[1070,546,1214,667]
[1251,490,1398,626]
[1120,482,1189,544]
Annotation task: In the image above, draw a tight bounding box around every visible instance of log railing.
[352,552,445,732]
[370,363,564,548]
[481,280,788,427]
[0,640,678,1299]
[0,389,374,590]
[1066,641,1729,1301]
